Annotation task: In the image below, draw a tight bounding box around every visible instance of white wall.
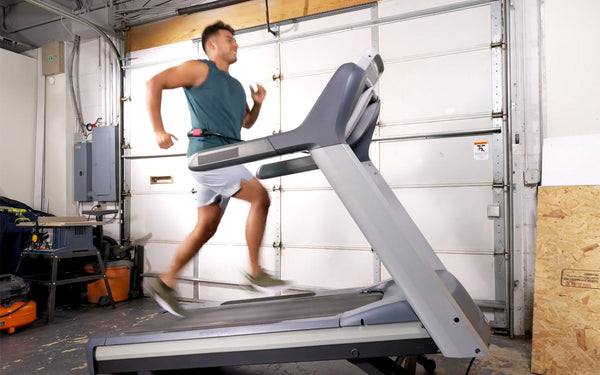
[543,0,600,138]
[41,38,118,220]
[0,49,37,206]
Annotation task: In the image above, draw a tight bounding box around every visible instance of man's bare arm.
[146,60,209,148]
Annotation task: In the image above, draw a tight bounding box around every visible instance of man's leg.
[161,203,223,287]
[149,203,222,316]
[233,178,270,278]
[233,178,287,292]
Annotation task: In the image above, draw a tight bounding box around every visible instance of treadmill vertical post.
[311,143,490,358]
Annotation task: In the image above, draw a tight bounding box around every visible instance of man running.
[145,21,287,317]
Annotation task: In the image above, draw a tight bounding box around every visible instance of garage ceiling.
[0,0,213,53]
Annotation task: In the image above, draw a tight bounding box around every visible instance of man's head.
[202,21,238,63]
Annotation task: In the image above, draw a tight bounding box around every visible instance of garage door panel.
[279,8,372,35]
[231,46,280,141]
[196,244,276,301]
[142,243,176,274]
[379,135,494,186]
[197,244,253,281]
[281,163,330,189]
[379,117,492,137]
[128,40,194,65]
[379,0,473,16]
[394,186,495,251]
[380,6,490,59]
[130,194,196,242]
[230,45,276,83]
[381,253,495,300]
[235,28,276,46]
[380,50,492,123]
[130,157,195,194]
[128,64,191,155]
[280,29,372,76]
[196,244,277,281]
[437,253,495,300]
[282,247,373,289]
[281,190,369,249]
[142,242,194,299]
[280,74,330,132]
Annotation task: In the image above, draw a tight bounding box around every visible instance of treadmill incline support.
[311,144,490,358]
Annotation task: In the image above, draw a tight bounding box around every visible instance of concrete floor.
[0,296,533,375]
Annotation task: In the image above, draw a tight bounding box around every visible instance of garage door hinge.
[121,96,131,102]
[121,142,131,149]
[490,42,504,48]
[272,241,281,248]
[491,111,504,118]
[121,189,131,197]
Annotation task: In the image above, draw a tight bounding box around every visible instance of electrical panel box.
[41,41,65,76]
[92,126,119,202]
[74,142,92,202]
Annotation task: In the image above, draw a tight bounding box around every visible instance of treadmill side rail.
[92,322,434,374]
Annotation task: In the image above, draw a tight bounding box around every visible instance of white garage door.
[123,0,509,329]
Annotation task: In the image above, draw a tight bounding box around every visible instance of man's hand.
[243,84,267,129]
[155,131,178,149]
[250,84,266,106]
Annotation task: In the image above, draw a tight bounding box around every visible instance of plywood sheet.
[532,185,600,375]
[127,0,377,52]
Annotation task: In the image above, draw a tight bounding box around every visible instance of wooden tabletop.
[16,216,105,227]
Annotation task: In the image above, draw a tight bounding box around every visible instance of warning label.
[473,142,489,160]
[561,269,600,289]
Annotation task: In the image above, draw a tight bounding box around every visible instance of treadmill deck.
[128,291,384,334]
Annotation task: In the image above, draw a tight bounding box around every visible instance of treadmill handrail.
[255,100,381,179]
[189,58,374,172]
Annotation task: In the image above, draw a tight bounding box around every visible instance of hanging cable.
[68,34,88,136]
[265,0,278,37]
[1,6,7,31]
[465,357,476,375]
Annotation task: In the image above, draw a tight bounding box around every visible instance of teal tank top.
[184,60,246,157]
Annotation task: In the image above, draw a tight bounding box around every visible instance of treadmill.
[87,49,491,375]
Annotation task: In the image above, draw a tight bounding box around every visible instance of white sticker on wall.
[474,142,489,160]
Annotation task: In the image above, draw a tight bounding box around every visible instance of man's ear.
[205,38,215,52]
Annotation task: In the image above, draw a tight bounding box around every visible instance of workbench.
[15,217,115,323]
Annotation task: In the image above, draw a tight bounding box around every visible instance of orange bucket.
[86,264,131,303]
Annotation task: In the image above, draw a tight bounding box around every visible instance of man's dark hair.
[201,21,235,53]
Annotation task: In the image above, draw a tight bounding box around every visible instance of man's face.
[208,29,238,64]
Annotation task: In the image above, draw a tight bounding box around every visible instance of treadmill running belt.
[129,292,384,333]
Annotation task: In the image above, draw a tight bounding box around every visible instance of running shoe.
[246,270,290,295]
[148,278,185,318]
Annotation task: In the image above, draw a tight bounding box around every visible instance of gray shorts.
[189,164,254,211]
